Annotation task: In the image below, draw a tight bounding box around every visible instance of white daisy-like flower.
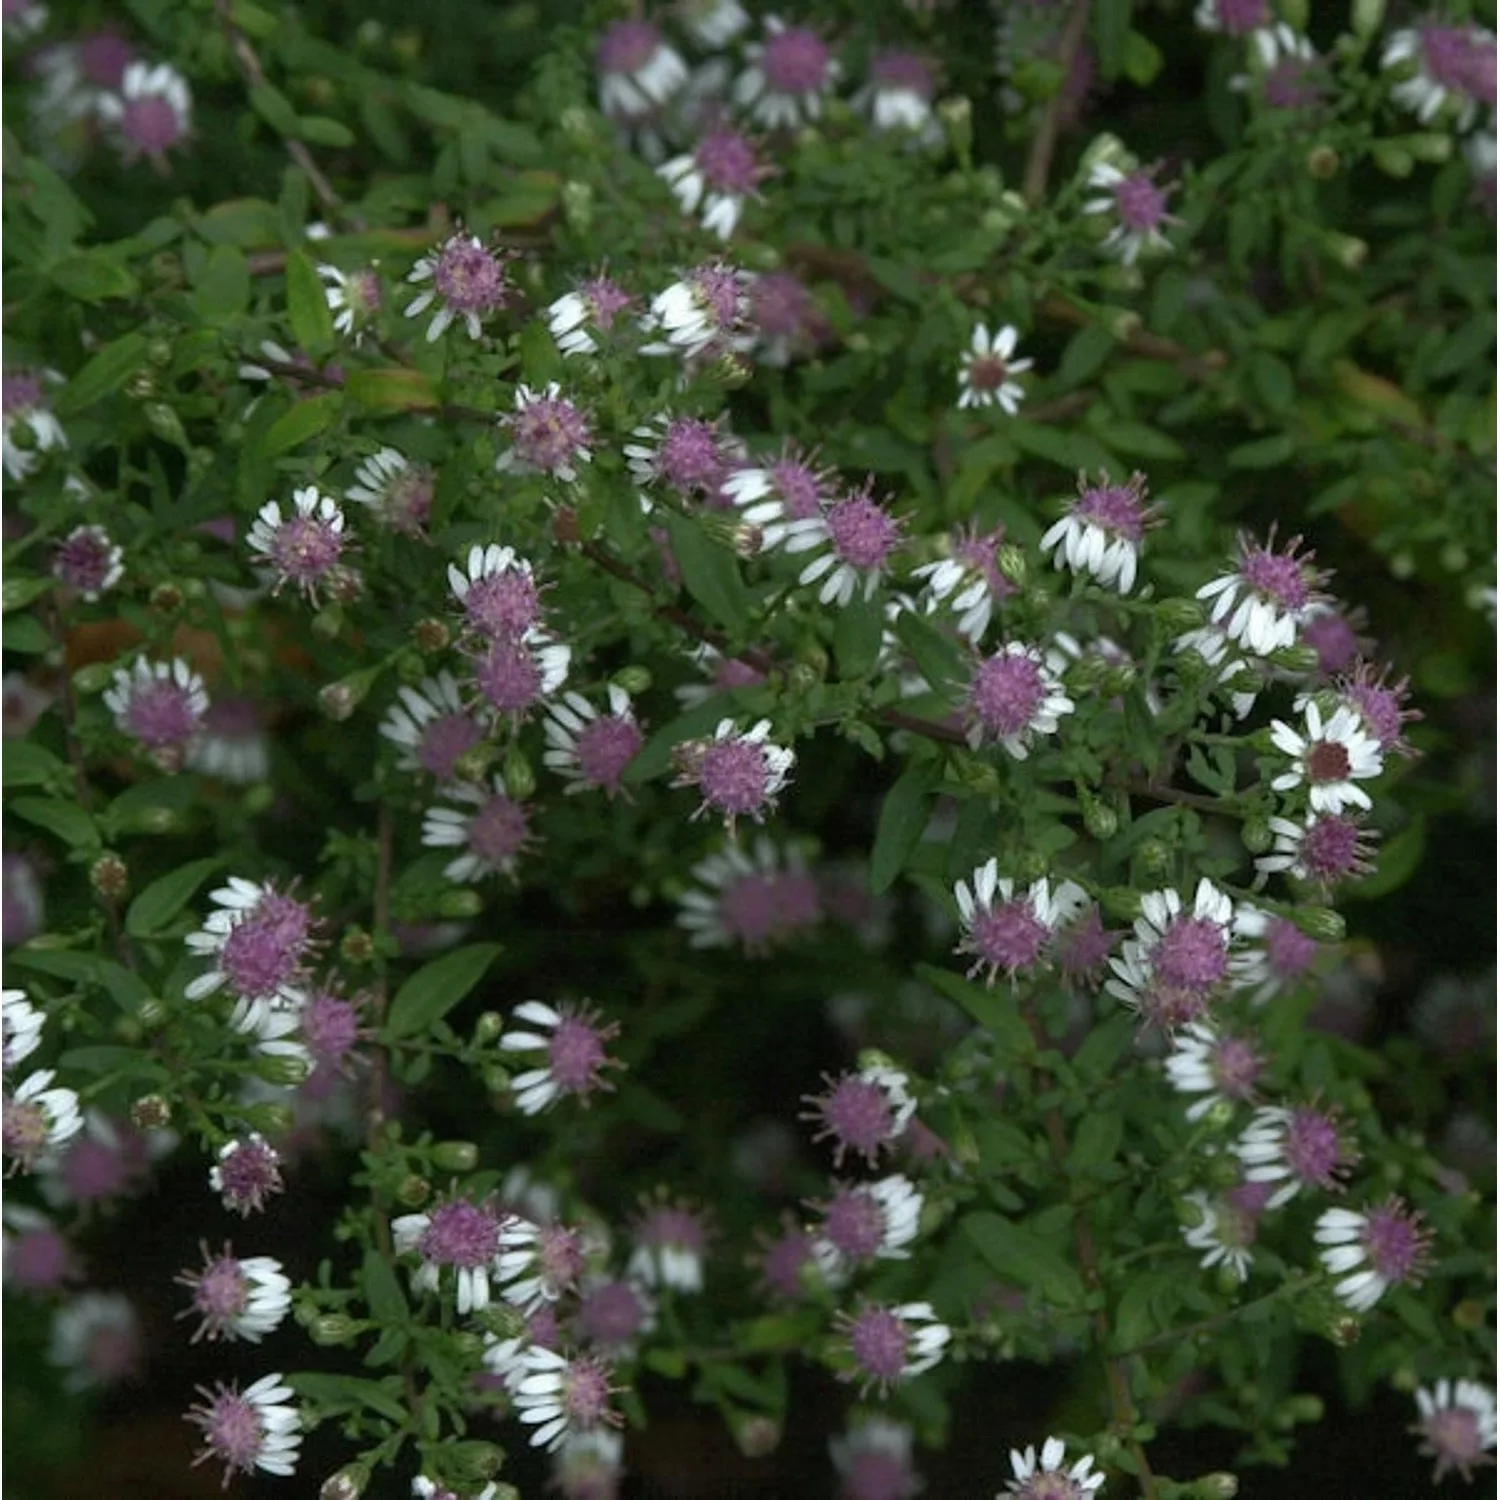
[675,0,749,48]
[542,686,644,797]
[1383,23,1496,130]
[1163,1021,1262,1121]
[182,878,315,1006]
[965,641,1076,758]
[957,324,1032,413]
[316,263,382,342]
[379,671,490,782]
[1004,1435,1106,1497]
[674,837,820,954]
[3,989,45,1073]
[95,62,191,166]
[1082,160,1178,265]
[245,486,349,603]
[494,1215,585,1313]
[1180,1190,1256,1283]
[545,275,633,359]
[510,1345,621,1451]
[1197,530,1327,659]
[595,18,689,129]
[551,1430,626,1500]
[495,382,594,483]
[953,859,1089,985]
[413,1479,498,1500]
[733,16,840,130]
[178,1247,293,1343]
[1231,24,1323,108]
[2,1068,83,1172]
[498,999,621,1115]
[1233,1102,1353,1208]
[852,51,942,146]
[391,1198,504,1315]
[640,263,751,361]
[185,696,271,785]
[671,717,797,829]
[1314,1197,1432,1313]
[3,368,68,482]
[187,1371,303,1482]
[102,657,210,766]
[344,446,433,536]
[839,1300,951,1391]
[1040,472,1155,593]
[48,1290,140,1389]
[829,1416,922,1498]
[910,524,1013,645]
[1253,810,1376,890]
[813,1174,925,1282]
[404,233,512,342]
[420,777,532,884]
[657,127,768,240]
[1411,1378,1498,1484]
[447,543,544,640]
[1268,702,1384,814]
[2,0,48,40]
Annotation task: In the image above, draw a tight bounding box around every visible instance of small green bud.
[71,662,117,695]
[137,997,171,1030]
[1269,644,1320,675]
[245,1102,296,1137]
[1350,0,1385,37]
[732,1413,782,1459]
[451,1330,485,1359]
[450,1442,505,1482]
[995,543,1027,587]
[1157,598,1205,635]
[124,371,157,401]
[437,888,483,919]
[1204,1097,1236,1131]
[254,1052,311,1088]
[1452,1299,1485,1330]
[612,665,651,695]
[1136,837,1173,880]
[474,1011,504,1045]
[502,746,535,801]
[937,95,972,160]
[1191,1475,1240,1500]
[1279,0,1308,31]
[89,853,130,900]
[1240,818,1272,855]
[1306,145,1341,179]
[144,402,187,446]
[431,1140,480,1173]
[1320,231,1368,271]
[1207,1152,1241,1189]
[956,758,1001,798]
[1294,906,1345,943]
[1326,1314,1362,1346]
[319,666,378,721]
[340,927,376,964]
[147,337,175,369]
[559,105,593,143]
[310,1314,361,1347]
[1214,1263,1243,1297]
[1100,886,1141,921]
[785,662,822,696]
[1079,790,1118,841]
[1013,850,1047,884]
[312,606,344,642]
[149,581,185,614]
[476,1302,529,1340]
[396,1174,431,1208]
[320,1463,371,1500]
[561,180,594,231]
[1371,142,1413,178]
[130,1094,172,1130]
[1440,542,1468,573]
[1403,132,1453,164]
[483,1065,512,1095]
[1283,1394,1324,1424]
[414,618,451,654]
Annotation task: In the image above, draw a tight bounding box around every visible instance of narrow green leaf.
[917,963,1035,1061]
[832,592,883,681]
[47,253,138,302]
[2,577,53,614]
[2,741,67,788]
[9,796,98,850]
[870,762,939,895]
[125,857,224,937]
[1227,433,1296,469]
[192,244,251,322]
[285,248,336,356]
[55,333,149,415]
[1093,0,1133,82]
[10,949,150,1013]
[894,610,965,695]
[385,943,502,1039]
[296,114,356,148]
[961,1211,1086,1307]
[1069,1109,1124,1172]
[286,1373,409,1425]
[262,391,342,456]
[663,513,750,633]
[362,1246,409,1321]
[346,368,440,411]
[250,82,301,136]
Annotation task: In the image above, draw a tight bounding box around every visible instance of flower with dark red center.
[1270,701,1385,814]
[406,233,513,341]
[499,383,593,482]
[53,524,123,599]
[185,1372,301,1483]
[966,642,1075,757]
[1236,1102,1356,1208]
[1316,1196,1434,1312]
[1410,1379,1497,1484]
[500,999,623,1114]
[802,1064,915,1167]
[209,1133,284,1216]
[836,1300,949,1395]
[103,658,209,769]
[958,324,1033,413]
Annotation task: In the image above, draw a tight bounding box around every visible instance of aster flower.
[595,19,688,135]
[297,986,370,1081]
[392,1196,504,1313]
[448,543,545,641]
[103,657,208,769]
[1181,1185,1268,1283]
[1057,902,1120,991]
[52,524,123,600]
[831,1416,923,1500]
[628,1198,712,1292]
[1163,1021,1263,1121]
[1083,157,1178,265]
[183,878,317,1009]
[1234,1102,1355,1208]
[777,479,904,607]
[1004,1436,1105,1498]
[495,1216,587,1313]
[641,261,752,362]
[546,275,633,358]
[380,672,490,782]
[1315,1196,1434,1312]
[853,51,942,145]
[1233,24,1325,111]
[499,1000,623,1114]
[802,1063,916,1168]
[3,672,52,739]
[3,1069,83,1172]
[1268,701,1384,814]
[672,642,768,710]
[512,1347,624,1453]
[1383,22,1496,130]
[1325,661,1422,759]
[471,630,571,720]
[3,0,48,40]
[246,486,350,603]
[177,1243,291,1343]
[96,61,191,166]
[1198,529,1326,657]
[1041,471,1156,592]
[813,1175,925,1278]
[406,232,513,341]
[658,127,770,239]
[497,383,593,483]
[209,1132,284,1216]
[413,1479,499,1500]
[1172,623,1263,720]
[186,696,272,784]
[49,1290,141,1390]
[421,778,533,883]
[542,686,644,796]
[574,1275,659,1356]
[965,641,1075,757]
[345,447,434,536]
[675,838,820,953]
[626,413,733,504]
[675,0,749,47]
[316,262,382,341]
[735,17,839,129]
[552,1429,626,1500]
[2,1204,81,1293]
[836,1300,950,1395]
[1194,0,1269,36]
[1232,907,1321,1004]
[3,988,44,1073]
[957,324,1032,413]
[3,368,68,482]
[671,718,796,830]
[910,523,1015,644]
[954,859,1088,986]
[186,1372,302,1484]
[1297,603,1372,681]
[747,271,824,365]
[1411,1379,1497,1485]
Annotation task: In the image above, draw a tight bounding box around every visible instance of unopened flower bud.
[146,402,188,447]
[320,1462,370,1500]
[453,744,495,785]
[1157,598,1205,635]
[437,889,484,919]
[124,371,156,401]
[1452,1299,1485,1329]
[1326,1314,1362,1346]
[785,662,821,696]
[150,581,185,614]
[310,1315,361,1347]
[312,605,345,642]
[502,746,535,800]
[552,507,580,545]
[450,1442,505,1481]
[71,662,117,695]
[1269,644,1320,675]
[137,997,171,1030]
[319,668,377,721]
[733,1413,782,1459]
[396,1174,431,1208]
[1282,1394,1323,1425]
[1351,0,1385,35]
[1439,542,1468,573]
[1191,1474,1239,1500]
[1101,886,1141,920]
[1320,232,1367,271]
[473,1012,504,1045]
[254,1052,311,1088]
[130,1094,172,1130]
[1204,1098,1237,1130]
[431,1140,479,1173]
[938,95,972,159]
[1293,906,1345,943]
[1371,142,1413,179]
[476,1301,529,1339]
[1136,838,1172,880]
[995,544,1027,587]
[1403,133,1452,164]
[1240,818,1272,855]
[956,758,1001,797]
[414,618,450,654]
[1079,790,1118,841]
[1306,145,1340,179]
[1013,850,1047,885]
[339,928,375,966]
[90,853,129,900]
[245,1102,296,1137]
[561,180,594,231]
[612,665,652,696]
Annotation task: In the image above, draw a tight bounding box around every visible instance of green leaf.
[894,610,965,695]
[296,114,356,148]
[870,762,939,895]
[1093,0,1133,82]
[1056,326,1116,389]
[192,244,251,322]
[286,1372,408,1425]
[663,514,750,633]
[285,248,336,356]
[9,796,98,850]
[47,252,138,302]
[10,949,150,1013]
[1090,419,1185,461]
[346,368,440,411]
[250,82,302,136]
[362,1246,409,1322]
[261,390,342,456]
[3,577,53,613]
[55,333,149,415]
[2,616,52,654]
[1122,28,1164,86]
[917,963,1035,1061]
[103,776,202,838]
[125,857,224,938]
[1427,313,1495,382]
[1069,1109,1124,1172]
[833,593,883,681]
[197,198,282,248]
[961,1211,1085,1307]
[1009,419,1115,474]
[385,943,502,1039]
[2,741,68,788]
[1227,433,1295,469]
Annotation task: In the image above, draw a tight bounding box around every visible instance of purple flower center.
[1264,917,1318,979]
[216,1139,282,1213]
[578,1280,647,1344]
[952,526,1013,596]
[763,26,831,94]
[752,276,813,340]
[123,680,201,749]
[846,1305,908,1383]
[509,395,591,474]
[1240,541,1310,610]
[970,652,1045,740]
[1059,906,1115,982]
[382,466,434,534]
[660,419,724,492]
[580,276,631,329]
[1303,612,1360,676]
[474,639,543,715]
[418,712,483,780]
[575,714,642,792]
[695,129,761,193]
[1344,679,1407,749]
[1264,57,1323,110]
[53,528,116,595]
[638,1205,706,1252]
[269,515,343,586]
[846,1449,915,1500]
[193,1388,263,1474]
[2,1097,49,1166]
[421,1199,500,1269]
[872,50,935,97]
[433,241,509,315]
[597,19,660,75]
[1299,814,1364,882]
[715,657,765,691]
[1362,1198,1430,1284]
[688,265,743,330]
[827,495,900,571]
[1141,981,1212,1032]
[823,1187,886,1262]
[1305,738,1352,784]
[77,30,135,88]
[464,568,541,639]
[1211,0,1268,36]
[1284,1107,1346,1189]
[1114,171,1170,232]
[816,1076,894,1160]
[969,898,1048,976]
[548,1014,613,1095]
[192,1257,249,1331]
[220,897,310,999]
[698,738,772,816]
[2,371,44,415]
[1211,1036,1262,1099]
[467,794,528,869]
[1419,26,1490,100]
[562,1358,613,1427]
[121,96,185,156]
[61,1132,137,1202]
[1423,1408,1485,1471]
[1154,915,1229,992]
[301,992,361,1069]
[761,1228,814,1299]
[8,1223,74,1290]
[537,1224,585,1294]
[719,874,782,950]
[1075,481,1146,539]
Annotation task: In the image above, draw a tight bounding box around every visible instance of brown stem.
[1036,295,1228,381]
[1022,0,1093,203]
